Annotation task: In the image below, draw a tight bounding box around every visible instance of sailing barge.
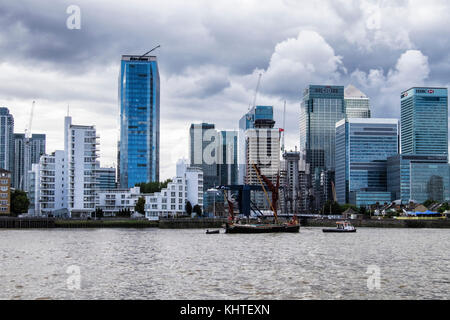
[220,164,300,234]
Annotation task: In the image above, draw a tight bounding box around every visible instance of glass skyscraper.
[119,55,160,188]
[335,118,399,205]
[344,84,371,119]
[400,87,448,156]
[300,85,345,173]
[387,154,450,203]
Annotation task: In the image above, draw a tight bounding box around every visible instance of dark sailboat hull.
[225,223,300,234]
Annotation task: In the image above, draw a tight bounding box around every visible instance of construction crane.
[248,73,262,110]
[20,101,35,190]
[139,45,161,58]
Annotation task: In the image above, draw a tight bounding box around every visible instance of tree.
[423,199,435,208]
[185,201,193,216]
[193,204,202,217]
[135,197,146,214]
[135,179,172,194]
[321,201,342,215]
[11,190,30,216]
[92,208,104,218]
[116,208,131,218]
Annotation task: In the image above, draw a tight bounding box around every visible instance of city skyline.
[0,1,449,181]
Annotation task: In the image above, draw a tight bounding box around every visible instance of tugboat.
[220,164,300,234]
[322,221,356,233]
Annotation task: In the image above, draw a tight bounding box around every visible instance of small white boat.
[323,221,356,233]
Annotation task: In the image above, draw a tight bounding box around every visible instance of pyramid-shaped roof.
[345,84,367,98]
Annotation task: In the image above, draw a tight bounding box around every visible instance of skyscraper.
[300,85,345,173]
[344,84,371,119]
[189,123,219,211]
[13,133,46,190]
[400,87,448,156]
[335,118,399,206]
[65,116,99,217]
[217,130,238,186]
[0,107,14,173]
[300,85,345,211]
[119,54,160,188]
[238,105,274,184]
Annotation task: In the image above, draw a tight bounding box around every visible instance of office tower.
[344,85,371,119]
[13,133,46,190]
[189,123,219,211]
[401,87,448,156]
[119,54,160,188]
[97,167,117,190]
[218,130,238,186]
[300,85,345,211]
[238,106,274,184]
[335,118,399,207]
[387,155,450,204]
[65,116,99,217]
[39,150,66,217]
[0,169,11,215]
[300,85,345,172]
[0,108,14,172]
[281,151,300,214]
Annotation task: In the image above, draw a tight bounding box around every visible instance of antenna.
[140,45,161,58]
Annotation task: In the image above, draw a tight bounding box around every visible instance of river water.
[0,227,449,300]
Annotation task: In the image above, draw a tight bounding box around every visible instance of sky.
[0,0,449,180]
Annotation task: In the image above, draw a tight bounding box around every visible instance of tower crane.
[25,100,35,139]
[249,73,262,110]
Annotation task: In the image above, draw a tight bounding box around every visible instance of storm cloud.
[0,0,449,179]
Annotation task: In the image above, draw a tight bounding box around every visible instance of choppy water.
[0,227,449,300]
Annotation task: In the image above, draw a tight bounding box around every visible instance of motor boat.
[322,221,356,233]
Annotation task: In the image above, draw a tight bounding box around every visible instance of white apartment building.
[38,150,66,217]
[144,159,203,220]
[64,116,100,217]
[96,186,142,216]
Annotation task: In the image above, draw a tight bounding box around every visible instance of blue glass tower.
[335,118,399,205]
[119,55,160,188]
[300,85,345,172]
[401,87,448,156]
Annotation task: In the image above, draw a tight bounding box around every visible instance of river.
[0,227,449,299]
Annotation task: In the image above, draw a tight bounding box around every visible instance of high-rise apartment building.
[400,87,448,156]
[65,116,99,217]
[119,54,160,188]
[39,150,66,216]
[281,151,300,214]
[344,85,371,119]
[0,108,14,173]
[335,118,399,206]
[13,133,46,190]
